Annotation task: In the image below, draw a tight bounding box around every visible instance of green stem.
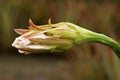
[66,22,120,59]
[79,32,120,59]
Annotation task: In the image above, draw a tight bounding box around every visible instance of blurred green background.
[0,0,120,80]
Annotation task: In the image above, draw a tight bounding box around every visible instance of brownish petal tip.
[14,29,29,35]
[29,18,40,30]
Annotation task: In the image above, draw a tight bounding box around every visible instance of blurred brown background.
[0,0,120,80]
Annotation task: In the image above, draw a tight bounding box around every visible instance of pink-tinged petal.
[18,45,52,54]
[30,33,52,39]
[14,29,29,35]
[29,38,72,46]
[29,18,40,30]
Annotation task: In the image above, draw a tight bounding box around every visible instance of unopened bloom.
[12,19,120,59]
[12,19,74,54]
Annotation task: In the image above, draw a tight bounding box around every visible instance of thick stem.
[66,22,120,59]
[80,33,120,59]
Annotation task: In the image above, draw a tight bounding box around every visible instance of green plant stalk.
[67,23,120,59]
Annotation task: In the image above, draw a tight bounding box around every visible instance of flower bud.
[12,19,120,59]
[12,19,73,54]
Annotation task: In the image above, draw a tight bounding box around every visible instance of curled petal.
[29,19,40,30]
[14,29,29,35]
[48,18,52,25]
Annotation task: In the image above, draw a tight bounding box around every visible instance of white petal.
[31,33,51,39]
[12,37,21,48]
[12,36,31,48]
[18,50,25,53]
[18,50,31,54]
[25,45,51,50]
[20,39,31,45]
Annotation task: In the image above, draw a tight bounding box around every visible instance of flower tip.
[14,29,29,35]
[29,18,39,30]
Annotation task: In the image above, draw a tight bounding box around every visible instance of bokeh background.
[0,0,120,80]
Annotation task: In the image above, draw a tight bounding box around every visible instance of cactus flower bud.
[12,19,73,54]
[12,19,120,59]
